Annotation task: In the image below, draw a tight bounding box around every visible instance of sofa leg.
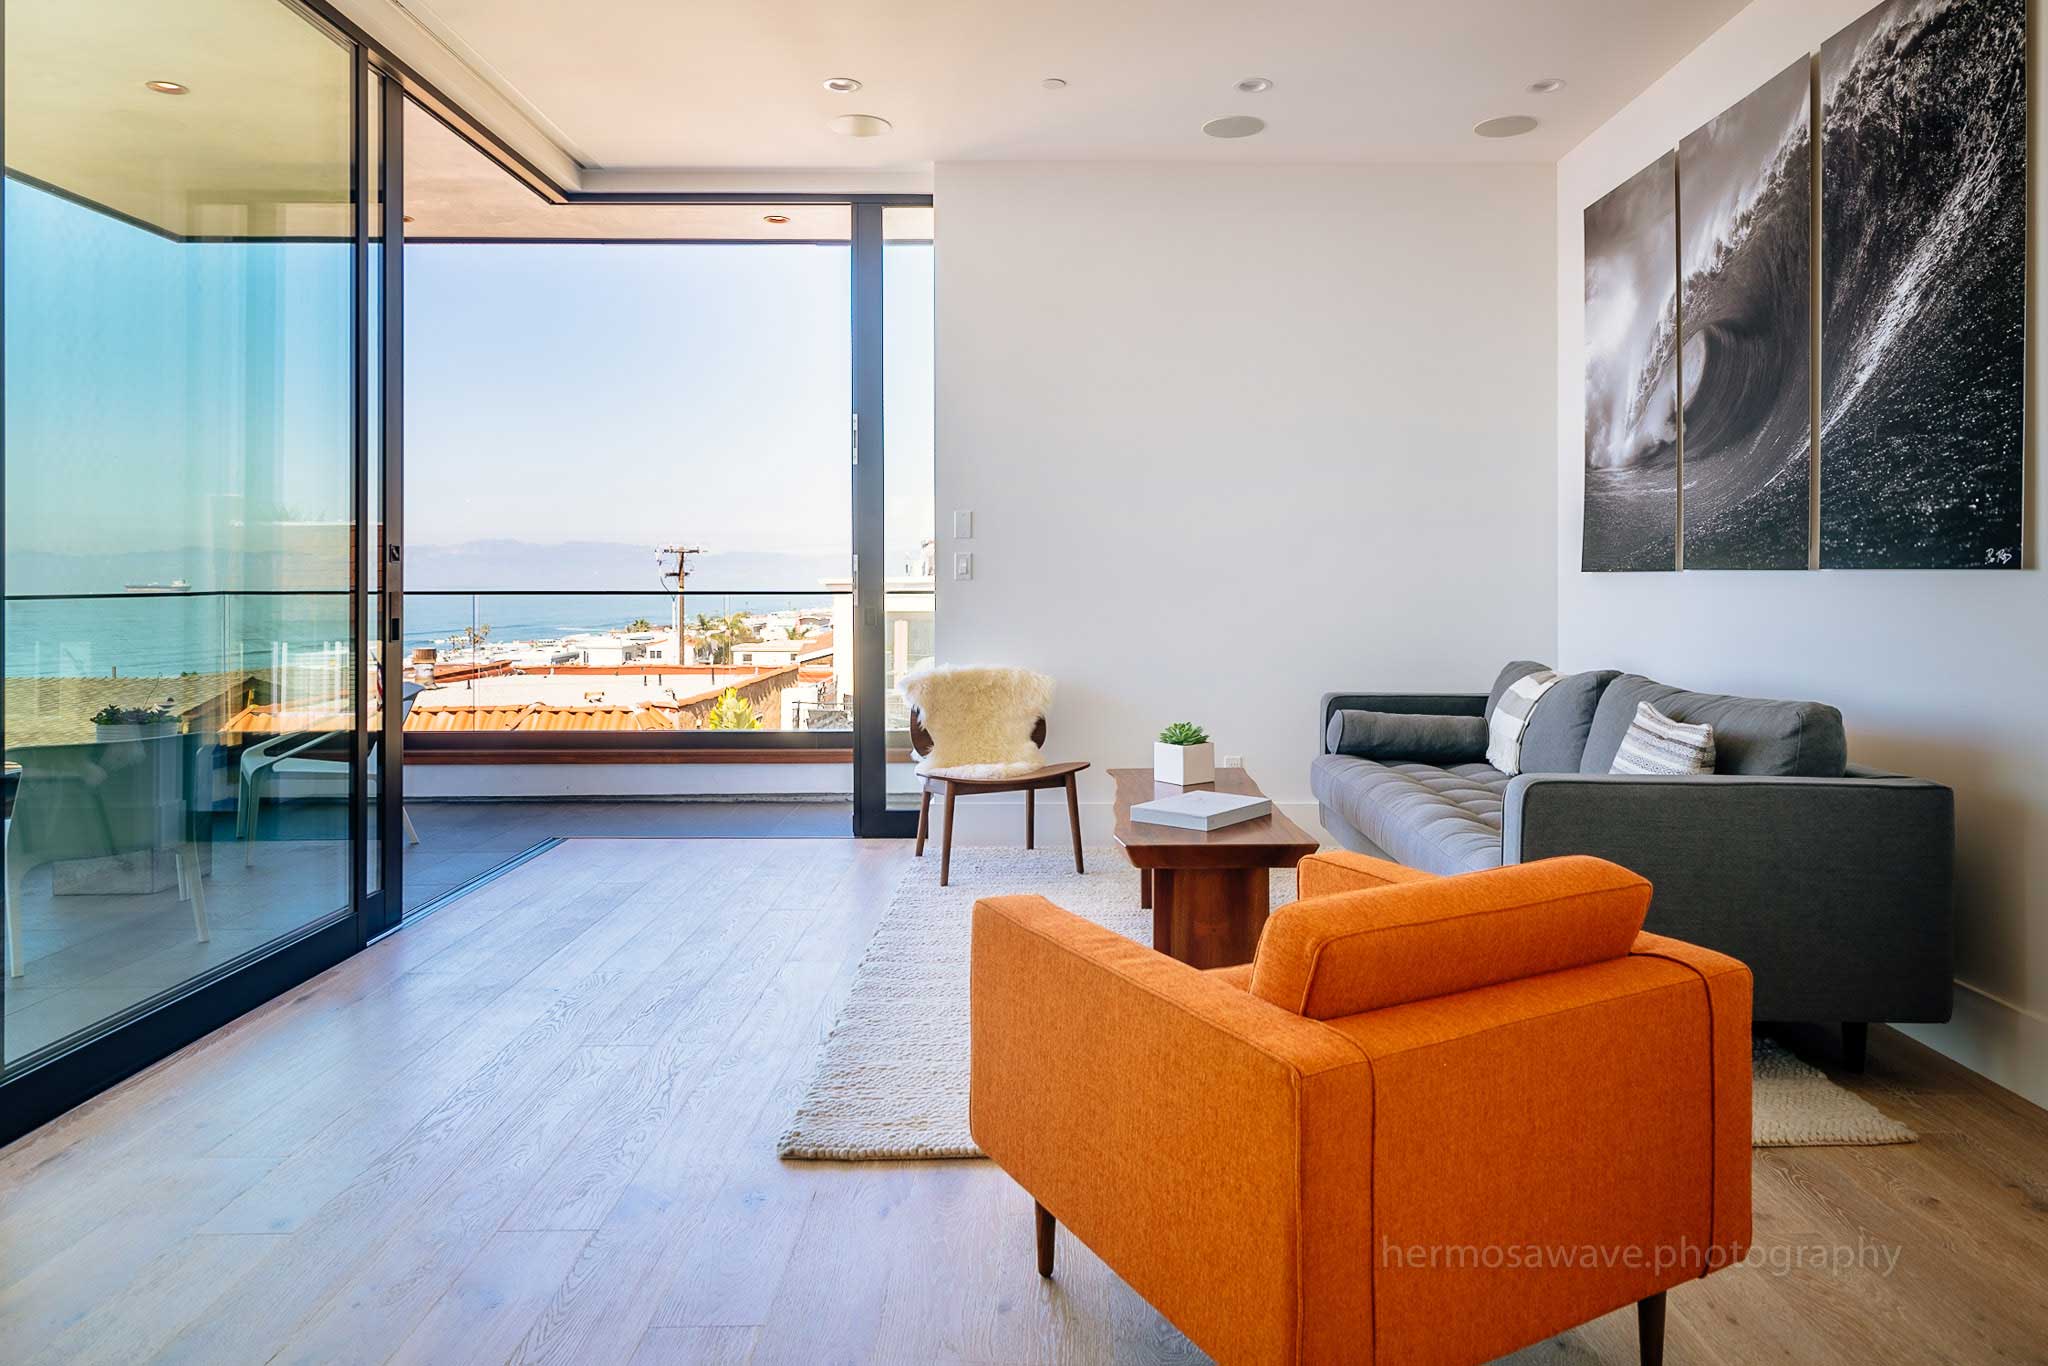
[1638,1290,1665,1366]
[1843,1022,1869,1074]
[1035,1200,1056,1278]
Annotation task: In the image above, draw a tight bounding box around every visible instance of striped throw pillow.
[1610,701,1716,775]
[1485,669,1562,775]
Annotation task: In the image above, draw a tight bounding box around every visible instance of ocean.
[3,591,835,679]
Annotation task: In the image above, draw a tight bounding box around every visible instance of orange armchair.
[969,851,1751,1365]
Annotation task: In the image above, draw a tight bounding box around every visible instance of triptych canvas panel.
[1582,0,2025,572]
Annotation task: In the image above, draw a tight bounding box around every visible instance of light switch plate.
[952,509,974,539]
[1221,754,1243,769]
[953,552,974,581]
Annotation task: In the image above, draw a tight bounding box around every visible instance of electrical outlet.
[953,552,974,581]
[1220,753,1243,769]
[952,509,974,539]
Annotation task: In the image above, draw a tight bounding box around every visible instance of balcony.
[392,588,933,803]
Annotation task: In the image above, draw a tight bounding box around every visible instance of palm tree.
[690,612,722,664]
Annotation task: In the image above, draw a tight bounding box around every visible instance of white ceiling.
[6,0,355,238]
[359,0,1749,185]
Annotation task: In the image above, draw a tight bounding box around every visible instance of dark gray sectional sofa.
[1313,662,1953,1065]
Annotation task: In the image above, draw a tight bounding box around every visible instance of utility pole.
[657,543,702,664]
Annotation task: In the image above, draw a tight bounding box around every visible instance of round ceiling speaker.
[1473,115,1539,138]
[1202,115,1266,139]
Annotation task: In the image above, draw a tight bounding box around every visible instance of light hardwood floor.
[1,836,2044,1365]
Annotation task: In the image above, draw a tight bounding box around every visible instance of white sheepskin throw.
[902,666,1055,779]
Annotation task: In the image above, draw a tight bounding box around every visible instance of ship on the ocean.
[122,579,191,594]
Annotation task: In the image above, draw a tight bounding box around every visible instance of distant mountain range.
[4,541,850,597]
[407,541,850,593]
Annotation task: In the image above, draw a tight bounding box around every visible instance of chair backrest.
[1249,855,1651,1019]
[900,666,1055,774]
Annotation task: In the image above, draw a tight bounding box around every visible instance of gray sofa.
[1313,663,1953,1066]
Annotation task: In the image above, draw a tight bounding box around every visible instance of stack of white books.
[1129,790,1272,831]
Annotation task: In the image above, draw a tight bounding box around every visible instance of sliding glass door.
[0,0,395,1138]
[0,0,931,1141]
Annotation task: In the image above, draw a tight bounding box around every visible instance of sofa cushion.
[1309,754,1506,875]
[1326,709,1489,763]
[1581,675,1847,777]
[1484,661,1620,773]
[1249,856,1653,1019]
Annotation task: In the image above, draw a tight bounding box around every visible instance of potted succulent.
[1154,721,1216,786]
[90,700,180,742]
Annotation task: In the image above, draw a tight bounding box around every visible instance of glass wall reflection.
[3,0,357,1069]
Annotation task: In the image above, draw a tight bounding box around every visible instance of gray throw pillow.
[1484,661,1620,773]
[1581,675,1847,777]
[1327,709,1490,764]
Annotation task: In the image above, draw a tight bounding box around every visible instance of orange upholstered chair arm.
[1296,848,1436,899]
[1630,931,1756,1261]
[969,894,1377,1366]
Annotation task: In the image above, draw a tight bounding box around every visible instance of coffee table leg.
[1140,868,1152,910]
[1151,867,1269,969]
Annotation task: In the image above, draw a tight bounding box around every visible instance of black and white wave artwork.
[1821,0,2026,568]
[1583,152,1680,572]
[1678,59,1812,570]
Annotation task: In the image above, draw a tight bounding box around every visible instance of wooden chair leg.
[1035,1200,1056,1278]
[1638,1290,1665,1366]
[940,783,957,887]
[1065,772,1083,874]
[1843,1022,1869,1073]
[915,785,931,856]
[1025,786,1035,850]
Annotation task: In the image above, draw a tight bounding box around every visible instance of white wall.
[934,161,1558,843]
[1556,0,2047,1104]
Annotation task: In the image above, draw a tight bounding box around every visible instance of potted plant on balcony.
[1154,721,1215,786]
[90,700,180,742]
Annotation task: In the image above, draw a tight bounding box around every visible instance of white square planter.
[1153,741,1216,787]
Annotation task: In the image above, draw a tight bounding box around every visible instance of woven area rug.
[777,847,1913,1159]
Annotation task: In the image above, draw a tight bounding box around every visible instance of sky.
[3,176,935,596]
[406,237,934,581]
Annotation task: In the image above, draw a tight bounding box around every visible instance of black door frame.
[849,202,919,838]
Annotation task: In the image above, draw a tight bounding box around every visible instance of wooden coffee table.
[1110,767,1319,969]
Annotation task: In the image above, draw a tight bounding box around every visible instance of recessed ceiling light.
[829,113,893,137]
[144,80,189,95]
[1202,114,1265,139]
[822,77,862,93]
[1473,114,1539,138]
[763,213,792,224]
[1234,77,1273,94]
[1527,78,1567,94]
[1040,77,1068,90]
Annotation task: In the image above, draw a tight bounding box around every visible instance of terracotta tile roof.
[223,701,355,735]
[406,702,682,733]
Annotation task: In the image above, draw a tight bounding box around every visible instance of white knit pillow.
[902,666,1055,779]
[1610,701,1716,776]
[1486,669,1562,776]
